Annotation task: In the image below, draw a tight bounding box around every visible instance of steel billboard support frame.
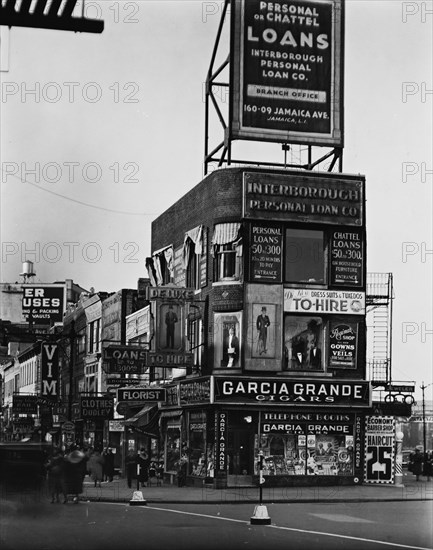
[204,0,344,176]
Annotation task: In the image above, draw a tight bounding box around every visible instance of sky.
[0,0,432,401]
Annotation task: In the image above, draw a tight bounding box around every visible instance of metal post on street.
[129,458,146,506]
[250,451,271,525]
[68,321,76,422]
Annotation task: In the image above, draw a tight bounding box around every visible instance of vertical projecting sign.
[364,416,395,484]
[231,0,344,146]
[41,342,59,401]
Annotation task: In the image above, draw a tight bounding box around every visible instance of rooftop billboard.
[230,0,344,146]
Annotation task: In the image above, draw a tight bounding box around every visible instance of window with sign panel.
[284,228,326,284]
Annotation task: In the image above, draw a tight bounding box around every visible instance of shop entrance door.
[227,427,255,476]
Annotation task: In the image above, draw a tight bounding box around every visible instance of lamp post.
[68,321,76,422]
[420,382,432,455]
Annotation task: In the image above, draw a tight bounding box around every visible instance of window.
[284,228,325,283]
[186,241,201,289]
[187,316,203,373]
[214,244,241,281]
[284,315,324,371]
[212,223,242,283]
[88,319,101,354]
[183,226,204,291]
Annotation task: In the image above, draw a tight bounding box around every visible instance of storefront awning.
[159,410,182,419]
[124,404,157,427]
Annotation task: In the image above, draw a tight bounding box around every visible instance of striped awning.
[212,223,241,246]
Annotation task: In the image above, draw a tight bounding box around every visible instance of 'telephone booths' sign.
[231,0,344,146]
[364,416,395,484]
[22,284,65,323]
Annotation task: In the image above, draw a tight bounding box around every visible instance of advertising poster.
[156,301,183,353]
[22,284,65,323]
[214,312,242,368]
[328,321,358,369]
[231,0,343,146]
[252,303,276,358]
[330,229,364,287]
[364,416,395,484]
[284,288,365,315]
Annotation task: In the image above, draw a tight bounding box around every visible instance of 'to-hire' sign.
[117,387,166,402]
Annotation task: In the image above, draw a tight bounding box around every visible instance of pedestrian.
[64,447,87,503]
[126,448,137,488]
[87,449,105,487]
[136,448,150,487]
[45,448,67,504]
[103,447,115,482]
[409,447,424,481]
[423,450,433,482]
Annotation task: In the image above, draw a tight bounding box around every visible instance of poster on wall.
[231,0,344,146]
[156,301,183,353]
[214,312,242,368]
[252,303,276,358]
[330,229,364,287]
[364,416,395,484]
[328,321,358,369]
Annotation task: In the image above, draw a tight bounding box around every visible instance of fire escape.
[366,272,394,388]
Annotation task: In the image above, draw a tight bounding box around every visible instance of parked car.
[402,450,412,469]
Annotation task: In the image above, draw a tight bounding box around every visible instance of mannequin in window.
[309,340,322,368]
[225,327,239,367]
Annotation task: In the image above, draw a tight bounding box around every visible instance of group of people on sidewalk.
[125,448,164,489]
[408,448,433,482]
[45,446,116,503]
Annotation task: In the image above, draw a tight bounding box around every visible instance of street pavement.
[78,471,433,505]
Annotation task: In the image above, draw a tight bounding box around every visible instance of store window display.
[257,433,354,477]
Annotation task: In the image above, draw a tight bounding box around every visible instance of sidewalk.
[80,472,433,504]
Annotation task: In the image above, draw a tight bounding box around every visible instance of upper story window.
[284,228,325,284]
[212,223,242,282]
[183,226,204,291]
[88,319,100,354]
[147,246,174,286]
